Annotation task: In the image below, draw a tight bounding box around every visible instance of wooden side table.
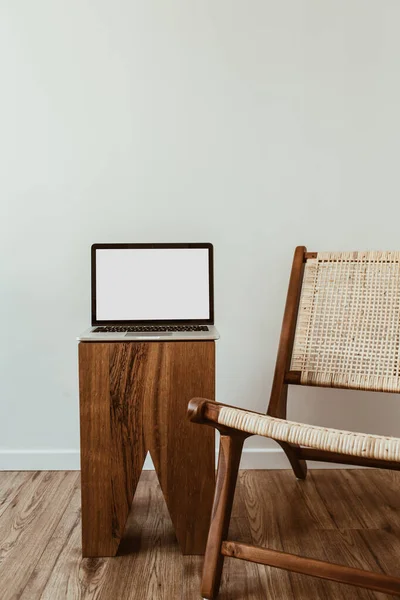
[78,341,215,557]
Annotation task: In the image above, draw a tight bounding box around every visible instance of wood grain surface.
[1,470,400,600]
[79,341,215,557]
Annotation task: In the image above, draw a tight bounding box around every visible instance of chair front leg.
[201,433,247,600]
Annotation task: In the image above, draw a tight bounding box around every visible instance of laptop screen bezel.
[91,242,214,326]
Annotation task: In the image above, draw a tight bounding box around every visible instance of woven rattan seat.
[216,406,400,462]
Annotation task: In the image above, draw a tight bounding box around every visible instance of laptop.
[78,243,220,341]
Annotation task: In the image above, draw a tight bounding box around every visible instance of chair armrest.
[187,397,221,425]
[190,400,400,465]
[187,398,257,438]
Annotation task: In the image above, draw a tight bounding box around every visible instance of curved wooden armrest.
[187,397,221,425]
[188,398,255,439]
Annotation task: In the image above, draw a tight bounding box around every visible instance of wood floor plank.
[96,471,182,600]
[238,470,285,549]
[1,469,400,600]
[0,472,33,521]
[20,475,81,600]
[0,471,78,600]
[219,516,270,600]
[360,470,400,531]
[295,472,337,530]
[218,473,267,599]
[240,470,385,600]
[308,470,380,530]
[0,471,41,523]
[182,555,203,599]
[39,493,109,600]
[126,472,182,600]
[239,470,299,598]
[267,471,344,600]
[41,528,108,599]
[356,528,400,599]
[316,528,396,600]
[335,470,390,530]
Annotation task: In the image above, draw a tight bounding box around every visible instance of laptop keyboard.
[93,325,209,333]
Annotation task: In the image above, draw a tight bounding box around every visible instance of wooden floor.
[0,470,399,599]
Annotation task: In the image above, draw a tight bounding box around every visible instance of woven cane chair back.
[291,251,400,393]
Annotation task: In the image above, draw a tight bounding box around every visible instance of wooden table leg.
[79,341,215,558]
[145,342,216,554]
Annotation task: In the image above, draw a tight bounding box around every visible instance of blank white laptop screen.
[95,248,210,321]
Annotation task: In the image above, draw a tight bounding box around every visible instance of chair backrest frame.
[267,245,307,418]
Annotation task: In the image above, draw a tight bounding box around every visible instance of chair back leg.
[201,433,246,599]
[277,441,308,479]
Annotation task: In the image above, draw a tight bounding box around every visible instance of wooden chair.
[188,246,400,599]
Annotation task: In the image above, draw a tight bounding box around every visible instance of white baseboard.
[0,448,359,471]
[0,449,81,471]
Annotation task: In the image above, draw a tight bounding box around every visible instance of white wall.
[1,0,400,470]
